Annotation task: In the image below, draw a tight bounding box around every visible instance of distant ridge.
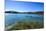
[5,11,44,15]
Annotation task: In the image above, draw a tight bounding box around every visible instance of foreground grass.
[9,21,44,30]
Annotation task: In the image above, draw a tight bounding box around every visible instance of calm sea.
[5,13,43,26]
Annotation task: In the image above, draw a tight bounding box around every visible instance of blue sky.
[5,0,44,12]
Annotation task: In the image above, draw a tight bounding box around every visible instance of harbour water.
[5,13,43,27]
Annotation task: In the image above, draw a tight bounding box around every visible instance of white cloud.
[5,9,9,11]
[5,9,16,11]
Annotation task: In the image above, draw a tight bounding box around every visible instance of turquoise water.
[5,13,43,26]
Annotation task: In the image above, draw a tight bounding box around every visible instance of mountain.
[5,11,44,15]
[5,11,18,13]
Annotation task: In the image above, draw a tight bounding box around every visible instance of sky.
[5,0,44,12]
